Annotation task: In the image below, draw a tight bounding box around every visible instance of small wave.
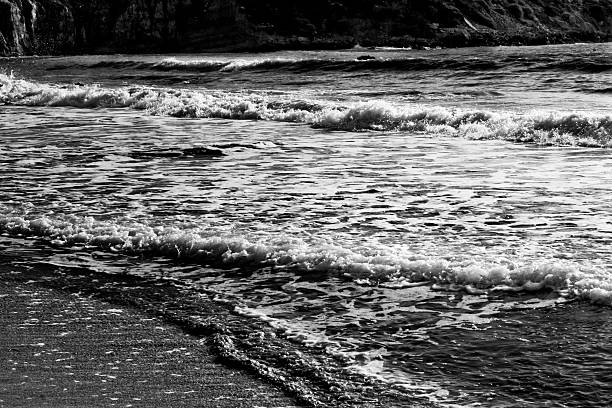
[40,56,509,73]
[312,101,612,147]
[53,57,320,73]
[1,73,611,147]
[147,57,506,72]
[152,57,312,72]
[43,54,612,74]
[1,213,611,306]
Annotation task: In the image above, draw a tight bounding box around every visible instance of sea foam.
[1,212,611,305]
[1,73,611,147]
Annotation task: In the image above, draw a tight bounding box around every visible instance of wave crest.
[1,73,611,147]
[1,213,611,305]
[313,101,612,146]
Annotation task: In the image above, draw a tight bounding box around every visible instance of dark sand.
[0,279,301,408]
[0,240,431,408]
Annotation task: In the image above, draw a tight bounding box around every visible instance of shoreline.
[0,246,432,408]
[0,277,302,408]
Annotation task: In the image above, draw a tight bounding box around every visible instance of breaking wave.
[1,73,611,147]
[1,212,611,306]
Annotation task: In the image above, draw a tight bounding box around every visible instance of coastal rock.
[0,0,611,56]
[0,0,75,55]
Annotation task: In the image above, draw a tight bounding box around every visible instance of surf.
[1,211,610,306]
[1,73,611,147]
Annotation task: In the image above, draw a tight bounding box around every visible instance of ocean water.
[1,43,611,407]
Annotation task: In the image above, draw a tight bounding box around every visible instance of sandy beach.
[0,277,301,408]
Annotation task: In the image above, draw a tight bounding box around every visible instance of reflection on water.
[2,105,612,405]
[2,106,612,262]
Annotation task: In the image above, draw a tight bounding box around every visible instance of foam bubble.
[312,100,612,147]
[1,74,611,147]
[1,212,610,305]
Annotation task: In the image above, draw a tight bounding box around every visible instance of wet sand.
[0,279,301,408]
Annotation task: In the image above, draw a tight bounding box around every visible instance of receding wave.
[1,212,611,306]
[1,73,611,147]
[44,55,612,74]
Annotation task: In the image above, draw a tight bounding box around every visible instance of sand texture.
[0,280,301,408]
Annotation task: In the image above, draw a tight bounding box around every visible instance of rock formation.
[1,0,611,56]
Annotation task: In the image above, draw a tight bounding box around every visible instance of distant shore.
[1,30,611,57]
[1,0,611,56]
[205,30,611,54]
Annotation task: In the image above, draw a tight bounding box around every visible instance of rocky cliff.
[1,0,611,56]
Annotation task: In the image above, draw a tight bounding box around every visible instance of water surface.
[1,43,611,407]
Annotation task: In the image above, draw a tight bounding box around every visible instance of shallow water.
[1,43,612,406]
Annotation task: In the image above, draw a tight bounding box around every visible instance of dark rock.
[356,55,376,61]
[0,0,611,56]
[182,147,226,157]
[129,146,226,160]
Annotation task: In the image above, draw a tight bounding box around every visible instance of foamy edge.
[1,73,611,147]
[1,213,610,305]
